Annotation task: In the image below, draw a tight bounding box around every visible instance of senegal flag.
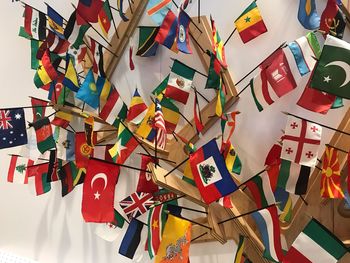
[34,50,58,88]
[235,1,267,43]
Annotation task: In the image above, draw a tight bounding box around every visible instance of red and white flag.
[154,99,167,150]
[119,192,154,220]
[7,155,34,184]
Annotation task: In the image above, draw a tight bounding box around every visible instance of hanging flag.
[265,143,282,167]
[136,155,159,193]
[7,155,34,184]
[96,76,112,105]
[136,26,160,57]
[165,60,195,105]
[251,205,284,262]
[34,50,58,88]
[278,159,311,195]
[98,1,112,38]
[64,11,90,49]
[51,111,73,129]
[155,214,191,263]
[62,54,80,92]
[177,9,192,54]
[24,5,46,40]
[221,111,239,143]
[297,0,320,30]
[190,139,238,204]
[160,96,180,134]
[27,162,51,196]
[58,161,85,197]
[320,0,346,39]
[47,5,65,39]
[117,0,129,22]
[321,146,344,198]
[234,235,246,263]
[135,103,157,143]
[311,35,350,99]
[217,195,234,208]
[84,116,95,147]
[76,69,100,109]
[147,204,167,259]
[147,0,172,26]
[76,0,103,25]
[283,218,347,263]
[46,150,59,182]
[274,187,293,223]
[154,98,167,150]
[155,10,178,51]
[82,158,119,222]
[205,52,221,89]
[281,116,322,167]
[30,40,42,70]
[194,89,204,134]
[127,88,148,125]
[90,38,106,77]
[245,171,276,208]
[211,17,227,68]
[119,192,154,220]
[152,75,169,96]
[38,30,69,58]
[234,1,268,44]
[68,44,88,64]
[215,78,226,117]
[221,141,242,175]
[31,97,48,123]
[118,218,144,259]
[99,86,128,128]
[93,144,114,163]
[32,117,56,154]
[129,46,135,70]
[75,132,96,168]
[56,127,75,161]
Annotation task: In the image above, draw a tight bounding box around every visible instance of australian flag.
[0,108,28,149]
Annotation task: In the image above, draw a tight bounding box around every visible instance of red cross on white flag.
[281,116,322,167]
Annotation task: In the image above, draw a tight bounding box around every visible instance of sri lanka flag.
[190,139,238,204]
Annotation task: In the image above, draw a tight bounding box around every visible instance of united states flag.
[119,192,154,220]
[154,99,167,150]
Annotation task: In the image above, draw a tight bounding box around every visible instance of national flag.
[320,0,346,39]
[93,144,114,163]
[34,50,58,88]
[250,49,297,112]
[155,214,191,263]
[160,96,180,134]
[234,235,246,263]
[135,103,156,142]
[62,53,80,92]
[27,162,51,195]
[58,161,85,197]
[221,141,242,175]
[165,60,195,105]
[321,146,344,198]
[287,32,321,76]
[90,38,106,77]
[118,218,144,259]
[177,9,192,54]
[245,171,276,208]
[75,132,97,168]
[205,52,221,89]
[84,116,94,147]
[221,111,239,143]
[311,35,350,99]
[99,86,128,128]
[234,1,268,43]
[24,5,46,40]
[68,44,88,64]
[152,75,169,96]
[278,159,311,195]
[215,78,225,117]
[154,98,167,150]
[274,187,293,223]
[190,139,238,204]
[64,11,90,49]
[297,0,320,30]
[31,97,48,123]
[47,5,65,39]
[96,76,112,105]
[147,0,172,26]
[265,143,282,167]
[183,159,196,185]
[281,116,322,167]
[82,158,119,222]
[76,0,103,25]
[194,89,204,134]
[127,88,148,125]
[217,195,234,208]
[283,218,347,263]
[32,117,55,154]
[136,155,158,193]
[119,192,154,220]
[76,69,101,108]
[155,10,178,51]
[51,111,73,129]
[129,46,135,71]
[98,1,112,38]
[211,17,227,68]
[136,26,160,57]
[47,150,60,183]
[56,127,75,161]
[117,0,129,22]
[37,31,69,58]
[251,205,284,262]
[30,40,42,70]
[7,155,34,184]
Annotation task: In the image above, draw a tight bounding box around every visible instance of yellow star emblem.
[152,219,159,229]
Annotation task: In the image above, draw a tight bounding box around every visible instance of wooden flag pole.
[150,194,186,209]
[224,28,237,46]
[325,143,348,154]
[165,210,212,230]
[90,157,150,173]
[167,204,208,214]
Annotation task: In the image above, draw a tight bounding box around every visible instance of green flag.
[311,35,350,99]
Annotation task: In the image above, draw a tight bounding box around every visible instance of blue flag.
[0,108,28,149]
[75,69,100,109]
[147,0,173,26]
[297,0,320,30]
[47,5,65,39]
[118,218,144,259]
[177,9,192,54]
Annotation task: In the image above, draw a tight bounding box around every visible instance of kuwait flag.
[7,155,34,184]
[283,218,347,263]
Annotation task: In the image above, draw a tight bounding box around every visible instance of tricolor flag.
[135,103,156,143]
[136,155,158,193]
[96,76,112,105]
[34,50,58,89]
[127,88,148,125]
[30,97,48,123]
[155,10,178,51]
[64,11,90,49]
[221,141,242,175]
[211,17,227,68]
[147,0,172,26]
[297,0,320,30]
[7,155,34,184]
[32,117,56,154]
[177,9,192,54]
[136,26,160,57]
[118,218,144,259]
[234,235,246,263]
[98,1,112,38]
[56,127,75,161]
[24,5,46,41]
[76,0,103,25]
[160,96,180,134]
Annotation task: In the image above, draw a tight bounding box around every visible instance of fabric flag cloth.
[136,26,160,57]
[63,54,80,92]
[84,116,95,147]
[24,5,46,40]
[251,205,284,262]
[32,117,55,154]
[98,1,112,38]
[297,0,320,30]
[160,96,180,134]
[281,116,322,167]
[190,139,238,204]
[136,155,158,193]
[154,98,167,150]
[217,195,234,208]
[68,44,88,65]
[211,17,227,68]
[76,0,103,25]
[221,111,239,143]
[245,171,276,208]
[215,79,226,117]
[147,203,167,259]
[165,60,195,105]
[147,0,172,26]
[234,235,246,263]
[321,146,344,198]
[283,218,347,263]
[31,97,48,123]
[274,187,293,223]
[155,214,191,263]
[90,38,106,77]
[265,143,282,167]
[127,88,148,125]
[34,50,58,89]
[194,89,204,134]
[47,5,65,39]
[155,10,178,51]
[278,159,311,195]
[136,103,156,142]
[221,141,242,175]
[51,111,73,129]
[96,76,112,105]
[39,30,69,57]
[250,48,297,112]
[93,144,114,163]
[7,155,34,184]
[152,75,169,96]
[76,69,100,109]
[205,52,221,89]
[311,35,350,99]
[82,158,119,222]
[129,46,135,70]
[118,218,144,259]
[27,162,51,195]
[56,127,75,161]
[58,161,85,197]
[177,9,192,54]
[117,0,129,22]
[64,11,90,49]
[75,132,96,168]
[319,0,346,39]
[119,192,154,220]
[47,150,59,182]
[234,1,268,43]
[30,40,42,70]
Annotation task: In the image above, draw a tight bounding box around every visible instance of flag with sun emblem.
[321,146,344,198]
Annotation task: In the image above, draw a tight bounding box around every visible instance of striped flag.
[34,50,58,89]
[147,204,167,259]
[147,0,172,25]
[136,26,160,57]
[7,155,34,184]
[24,5,46,41]
[127,88,148,125]
[90,38,106,78]
[234,235,246,263]
[47,5,65,39]
[154,98,167,150]
[64,11,90,49]
[211,17,227,68]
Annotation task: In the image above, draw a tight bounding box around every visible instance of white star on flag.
[94,191,101,200]
[323,76,331,83]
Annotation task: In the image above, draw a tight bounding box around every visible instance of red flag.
[27,162,51,195]
[265,143,282,166]
[76,0,103,25]
[193,90,204,134]
[75,132,97,168]
[82,158,119,222]
[136,155,159,193]
[129,46,135,70]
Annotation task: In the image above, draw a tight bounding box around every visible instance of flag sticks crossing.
[191,232,208,242]
[191,85,210,103]
[150,194,186,209]
[167,203,208,214]
[106,0,120,39]
[163,157,189,178]
[165,210,212,230]
[325,144,348,154]
[90,157,150,173]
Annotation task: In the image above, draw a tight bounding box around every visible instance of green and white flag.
[311,35,350,99]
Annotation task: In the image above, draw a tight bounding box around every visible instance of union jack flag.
[0,110,13,130]
[154,99,166,150]
[119,192,154,220]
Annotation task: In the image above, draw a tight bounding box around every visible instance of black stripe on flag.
[38,11,47,41]
[98,44,106,78]
[64,11,76,40]
[294,165,311,195]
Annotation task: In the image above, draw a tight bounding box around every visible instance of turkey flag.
[82,158,119,222]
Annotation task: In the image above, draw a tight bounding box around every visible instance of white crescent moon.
[324,61,350,88]
[90,173,107,191]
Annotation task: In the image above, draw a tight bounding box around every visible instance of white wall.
[0,0,349,263]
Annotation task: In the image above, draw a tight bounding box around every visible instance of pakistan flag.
[311,35,350,99]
